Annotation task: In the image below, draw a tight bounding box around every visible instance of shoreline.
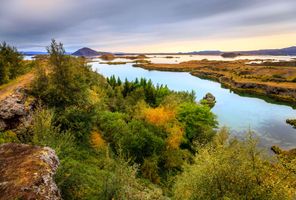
[133,60,296,107]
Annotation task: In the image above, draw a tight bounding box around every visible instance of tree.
[30,63,49,98]
[0,42,24,84]
[43,39,90,107]
[143,106,175,127]
[0,55,10,84]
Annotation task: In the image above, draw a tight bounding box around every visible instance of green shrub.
[31,107,74,156]
[173,129,296,200]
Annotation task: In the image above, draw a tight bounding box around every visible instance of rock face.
[0,143,61,200]
[0,87,34,131]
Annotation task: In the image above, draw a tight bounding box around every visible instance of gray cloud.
[0,0,295,51]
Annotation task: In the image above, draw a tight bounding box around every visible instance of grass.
[0,69,35,101]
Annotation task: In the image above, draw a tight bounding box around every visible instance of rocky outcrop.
[286,119,296,128]
[0,87,34,131]
[0,143,61,200]
[201,93,216,108]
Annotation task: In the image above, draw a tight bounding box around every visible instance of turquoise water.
[91,62,296,149]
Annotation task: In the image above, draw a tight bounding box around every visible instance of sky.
[0,0,295,53]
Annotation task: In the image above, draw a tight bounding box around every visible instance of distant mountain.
[187,46,296,56]
[72,47,102,57]
[236,46,296,56]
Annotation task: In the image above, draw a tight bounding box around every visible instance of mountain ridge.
[189,46,296,56]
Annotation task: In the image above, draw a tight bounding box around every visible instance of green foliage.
[32,39,91,107]
[177,102,217,145]
[107,76,171,107]
[56,149,166,200]
[0,42,24,84]
[55,106,95,142]
[97,111,129,148]
[141,156,161,184]
[123,120,165,163]
[0,130,20,144]
[30,64,49,98]
[173,129,296,200]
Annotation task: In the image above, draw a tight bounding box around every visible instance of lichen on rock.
[0,143,61,200]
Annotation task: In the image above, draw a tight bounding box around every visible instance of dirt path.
[0,70,35,101]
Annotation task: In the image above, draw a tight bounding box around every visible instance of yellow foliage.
[166,125,184,149]
[144,106,175,126]
[90,131,106,150]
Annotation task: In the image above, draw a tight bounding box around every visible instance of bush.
[56,149,166,200]
[173,129,296,200]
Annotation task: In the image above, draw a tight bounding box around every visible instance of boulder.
[0,143,61,200]
[0,87,34,131]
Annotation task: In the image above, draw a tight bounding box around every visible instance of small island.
[221,52,240,58]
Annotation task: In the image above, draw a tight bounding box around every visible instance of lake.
[91,55,296,149]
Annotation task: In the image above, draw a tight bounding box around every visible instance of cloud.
[0,0,295,52]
